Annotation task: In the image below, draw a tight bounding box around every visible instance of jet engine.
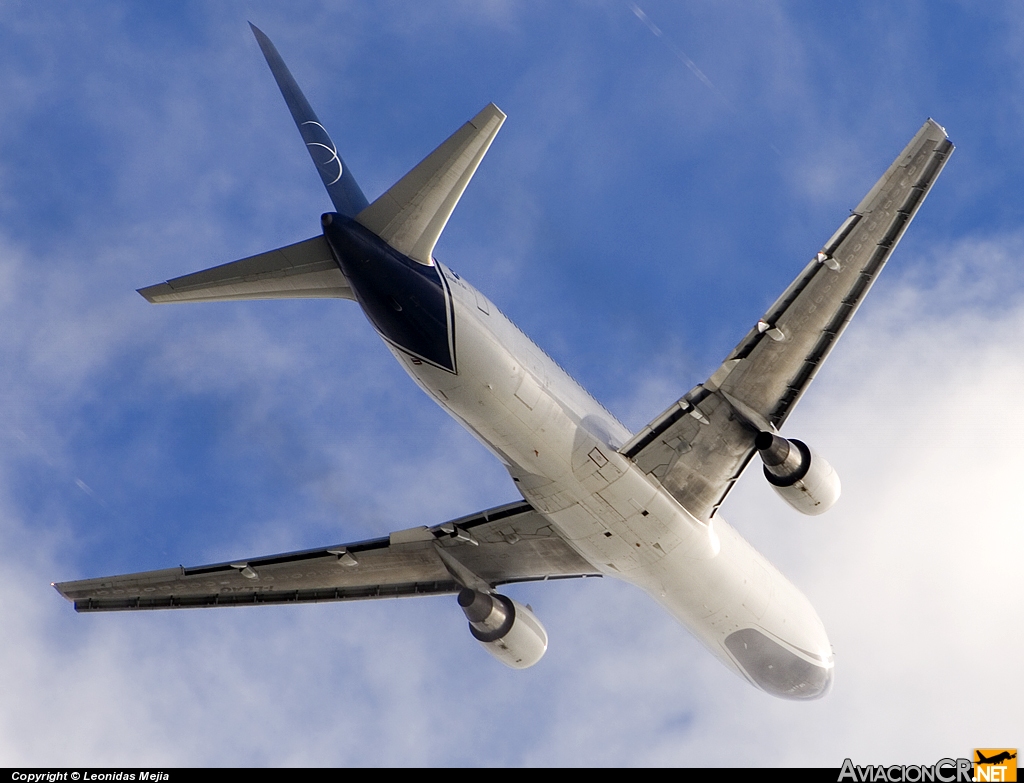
[756,432,841,516]
[458,588,548,669]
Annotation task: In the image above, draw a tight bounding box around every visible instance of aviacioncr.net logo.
[839,758,973,782]
[973,749,1017,782]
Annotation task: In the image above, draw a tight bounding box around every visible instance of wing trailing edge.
[621,119,953,521]
[53,502,599,612]
[355,103,506,265]
[138,235,355,304]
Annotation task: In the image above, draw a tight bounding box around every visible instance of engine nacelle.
[756,432,841,516]
[458,588,548,669]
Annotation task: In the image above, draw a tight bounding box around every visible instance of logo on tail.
[301,120,343,185]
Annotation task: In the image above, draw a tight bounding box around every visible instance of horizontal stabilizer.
[356,103,506,265]
[138,235,355,304]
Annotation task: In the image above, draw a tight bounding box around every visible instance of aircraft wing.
[53,502,599,612]
[620,119,954,521]
[138,235,356,304]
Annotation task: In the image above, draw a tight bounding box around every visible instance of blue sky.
[0,0,1021,767]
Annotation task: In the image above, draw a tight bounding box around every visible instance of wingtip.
[925,117,950,140]
[136,284,165,304]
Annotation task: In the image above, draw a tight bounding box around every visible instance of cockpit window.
[725,628,833,700]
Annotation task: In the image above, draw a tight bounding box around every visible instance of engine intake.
[459,588,548,669]
[756,432,841,516]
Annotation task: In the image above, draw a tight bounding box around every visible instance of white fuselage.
[383,262,834,693]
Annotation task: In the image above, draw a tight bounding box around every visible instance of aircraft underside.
[393,276,835,699]
[53,24,953,702]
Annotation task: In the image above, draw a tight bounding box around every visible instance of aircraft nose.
[724,628,834,700]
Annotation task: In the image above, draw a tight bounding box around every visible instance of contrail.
[9,426,109,508]
[630,4,722,99]
[629,3,781,156]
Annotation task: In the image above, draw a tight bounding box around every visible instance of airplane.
[976,752,1017,765]
[53,24,953,700]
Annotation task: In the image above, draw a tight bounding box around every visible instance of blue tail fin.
[250,24,369,217]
